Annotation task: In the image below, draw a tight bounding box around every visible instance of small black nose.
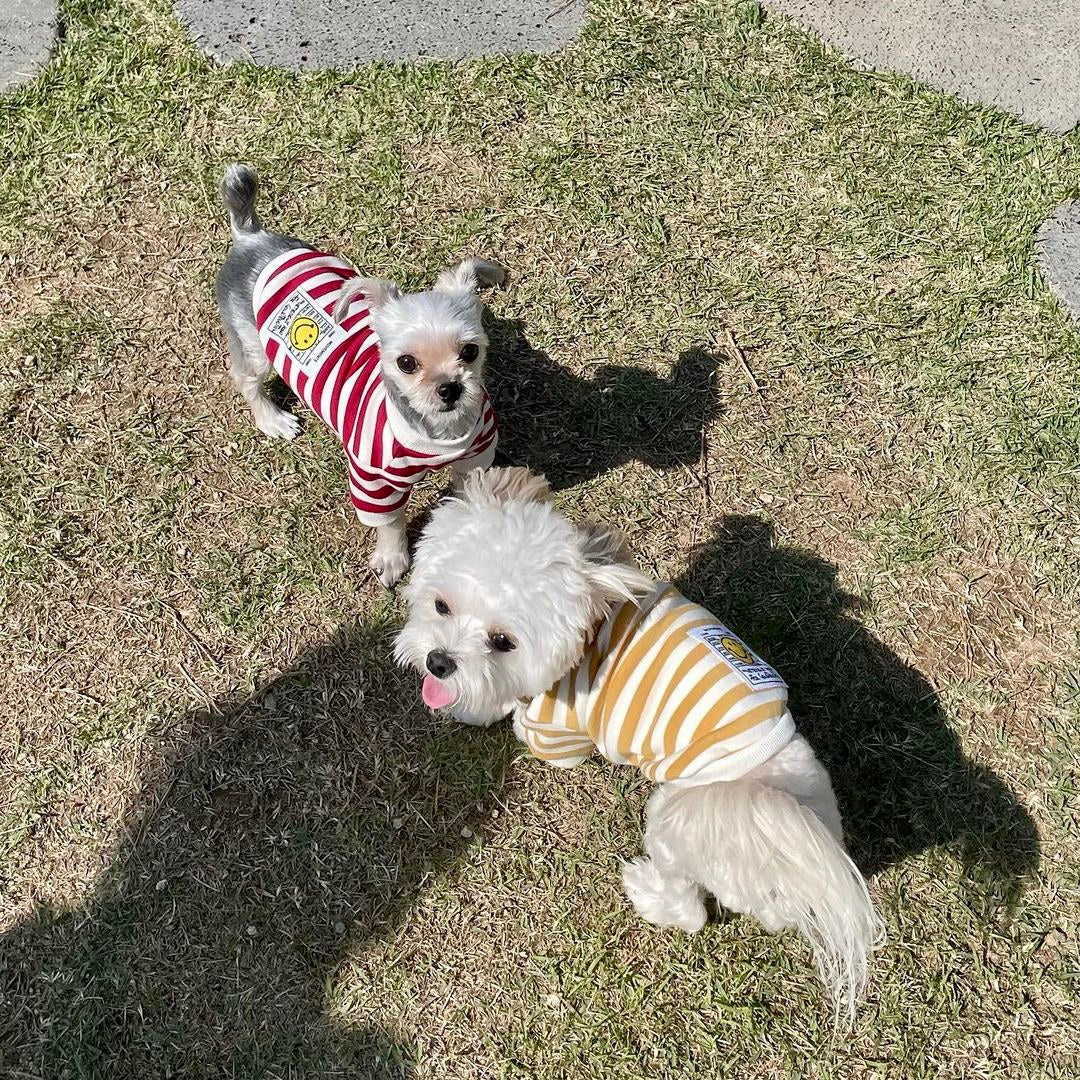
[425,649,456,679]
[436,381,462,404]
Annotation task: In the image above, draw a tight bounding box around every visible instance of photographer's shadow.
[0,624,516,1079]
[487,318,722,490]
[677,516,1040,905]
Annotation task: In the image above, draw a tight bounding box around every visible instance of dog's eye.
[459,343,479,363]
[488,632,515,653]
[434,598,450,615]
[397,354,418,374]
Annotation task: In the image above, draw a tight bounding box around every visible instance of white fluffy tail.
[640,778,884,1022]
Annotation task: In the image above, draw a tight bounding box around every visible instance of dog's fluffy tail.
[637,777,884,1023]
[220,163,261,239]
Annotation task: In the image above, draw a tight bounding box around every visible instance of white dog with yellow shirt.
[395,468,883,1018]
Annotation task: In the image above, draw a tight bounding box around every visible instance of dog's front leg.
[368,510,410,588]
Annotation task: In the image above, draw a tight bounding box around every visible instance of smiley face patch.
[264,290,343,373]
[289,315,320,351]
[688,624,787,690]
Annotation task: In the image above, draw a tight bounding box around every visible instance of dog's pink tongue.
[422,675,459,710]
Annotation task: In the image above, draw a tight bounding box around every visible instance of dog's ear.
[578,523,654,606]
[434,258,507,295]
[333,276,402,323]
[461,466,550,506]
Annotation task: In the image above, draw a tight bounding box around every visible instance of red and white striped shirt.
[253,248,498,525]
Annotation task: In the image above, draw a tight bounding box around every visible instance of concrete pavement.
[174,0,587,69]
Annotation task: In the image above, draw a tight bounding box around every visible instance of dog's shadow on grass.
[486,317,722,490]
[677,515,1040,902]
[0,625,516,1078]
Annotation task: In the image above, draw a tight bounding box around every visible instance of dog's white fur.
[395,467,883,1018]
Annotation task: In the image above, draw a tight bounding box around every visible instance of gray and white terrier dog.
[215,164,504,586]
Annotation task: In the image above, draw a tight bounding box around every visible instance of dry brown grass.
[2,0,1079,1077]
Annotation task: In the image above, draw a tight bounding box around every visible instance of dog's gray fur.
[215,165,312,440]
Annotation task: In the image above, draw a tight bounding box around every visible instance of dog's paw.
[370,545,410,589]
[254,406,301,441]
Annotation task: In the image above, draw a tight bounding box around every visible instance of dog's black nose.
[436,381,462,405]
[425,649,456,679]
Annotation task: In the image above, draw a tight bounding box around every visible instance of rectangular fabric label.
[264,290,343,374]
[688,624,787,691]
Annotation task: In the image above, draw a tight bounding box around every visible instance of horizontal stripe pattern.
[253,248,498,525]
[521,584,795,785]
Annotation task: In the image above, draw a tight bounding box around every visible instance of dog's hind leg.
[621,854,707,933]
[622,785,708,933]
[215,168,308,443]
[223,317,301,441]
[634,760,882,1020]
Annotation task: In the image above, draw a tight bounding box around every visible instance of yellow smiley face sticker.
[721,636,753,665]
[289,316,319,351]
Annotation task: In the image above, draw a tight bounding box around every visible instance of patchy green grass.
[2,0,1079,1077]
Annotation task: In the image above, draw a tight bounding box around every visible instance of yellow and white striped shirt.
[520,584,795,785]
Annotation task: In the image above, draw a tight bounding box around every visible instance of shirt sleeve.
[521,725,595,769]
[518,699,596,769]
[347,461,412,525]
[454,439,496,473]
